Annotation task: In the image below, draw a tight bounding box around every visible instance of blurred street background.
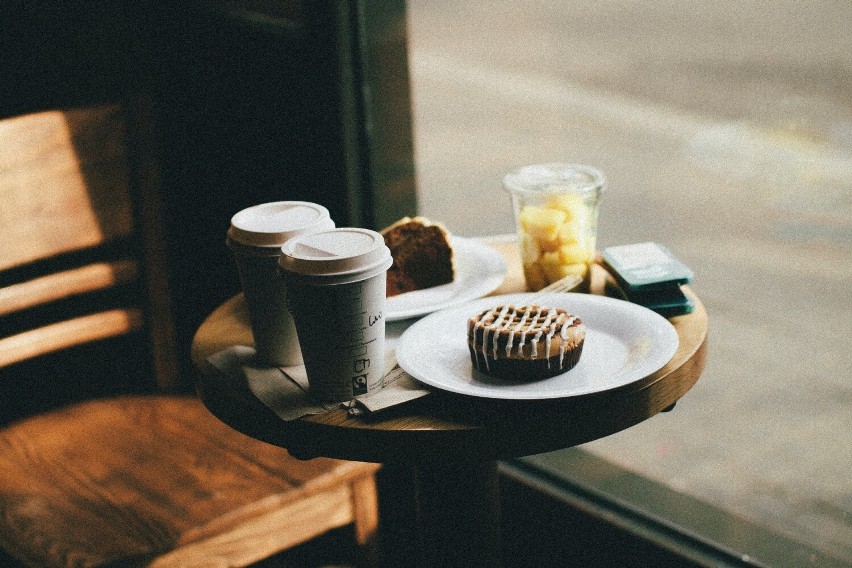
[407,1,852,562]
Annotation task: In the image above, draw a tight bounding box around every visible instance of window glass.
[407,1,852,563]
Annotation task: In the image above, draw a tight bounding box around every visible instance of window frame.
[505,449,848,568]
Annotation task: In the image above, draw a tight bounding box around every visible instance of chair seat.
[0,395,380,568]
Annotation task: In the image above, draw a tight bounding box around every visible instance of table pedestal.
[378,462,501,568]
[412,461,501,568]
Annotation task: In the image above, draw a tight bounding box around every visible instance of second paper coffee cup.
[279,228,392,402]
[227,201,335,367]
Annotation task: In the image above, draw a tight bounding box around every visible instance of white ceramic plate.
[396,293,679,400]
[385,237,507,322]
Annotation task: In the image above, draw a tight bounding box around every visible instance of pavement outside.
[407,1,852,563]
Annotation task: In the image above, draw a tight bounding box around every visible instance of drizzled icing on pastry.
[470,304,582,372]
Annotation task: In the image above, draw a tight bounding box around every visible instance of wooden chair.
[0,105,380,568]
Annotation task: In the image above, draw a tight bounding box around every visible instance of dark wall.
[143,3,359,383]
[1,2,361,390]
[0,2,137,118]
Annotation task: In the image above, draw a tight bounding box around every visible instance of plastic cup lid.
[503,163,606,197]
[227,201,334,247]
[279,228,392,283]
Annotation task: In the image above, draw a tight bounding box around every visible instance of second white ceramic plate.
[385,237,507,321]
[396,292,679,400]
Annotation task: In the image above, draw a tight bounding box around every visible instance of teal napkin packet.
[601,242,695,316]
[623,283,696,317]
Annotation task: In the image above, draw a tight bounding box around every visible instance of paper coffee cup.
[227,201,335,366]
[279,228,392,402]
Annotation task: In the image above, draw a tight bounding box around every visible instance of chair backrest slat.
[0,260,138,318]
[0,107,133,271]
[0,105,164,391]
[0,309,144,368]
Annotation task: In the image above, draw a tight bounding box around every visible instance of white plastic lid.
[503,163,606,198]
[227,201,334,247]
[279,228,392,284]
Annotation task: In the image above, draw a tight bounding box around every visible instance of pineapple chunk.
[558,243,592,265]
[519,231,541,263]
[542,261,588,283]
[561,263,589,279]
[545,192,587,222]
[556,219,583,246]
[519,206,566,242]
[523,262,547,291]
[539,235,561,253]
[541,262,563,283]
[539,251,561,267]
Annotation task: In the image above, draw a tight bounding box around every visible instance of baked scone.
[381,216,455,297]
[468,304,585,379]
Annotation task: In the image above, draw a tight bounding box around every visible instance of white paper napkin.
[206,345,431,421]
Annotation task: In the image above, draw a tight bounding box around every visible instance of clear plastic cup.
[504,164,606,293]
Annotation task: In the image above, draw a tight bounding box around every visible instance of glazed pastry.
[468,304,585,379]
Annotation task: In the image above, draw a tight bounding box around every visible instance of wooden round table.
[192,240,707,567]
